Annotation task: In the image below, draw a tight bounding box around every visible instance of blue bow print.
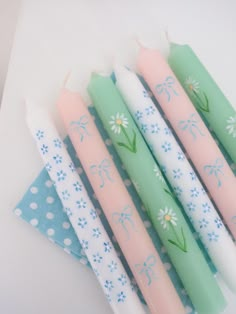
[178,113,204,140]
[90,159,113,188]
[155,76,178,102]
[135,255,157,286]
[204,158,224,187]
[70,115,90,142]
[112,205,134,238]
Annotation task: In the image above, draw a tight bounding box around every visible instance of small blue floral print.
[105,294,111,303]
[164,127,172,136]
[118,274,127,286]
[161,165,167,175]
[81,240,88,250]
[190,187,199,197]
[41,144,48,155]
[173,186,182,197]
[104,280,114,292]
[90,208,97,220]
[117,291,126,303]
[141,124,148,133]
[201,187,207,195]
[53,138,62,148]
[214,217,223,229]
[45,163,52,172]
[57,170,66,181]
[62,190,70,200]
[108,261,117,272]
[93,252,103,263]
[173,168,183,179]
[199,218,209,229]
[187,202,196,212]
[73,181,82,192]
[190,172,197,181]
[202,203,211,213]
[69,162,75,172]
[76,198,87,209]
[162,141,171,152]
[93,227,101,238]
[65,207,72,217]
[94,268,100,278]
[36,130,44,140]
[78,217,87,228]
[208,231,219,242]
[177,151,185,161]
[104,242,112,253]
[145,106,155,115]
[135,110,143,120]
[53,154,62,164]
[150,123,160,134]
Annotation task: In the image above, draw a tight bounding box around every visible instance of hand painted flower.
[185,77,200,93]
[190,187,199,197]
[62,190,70,200]
[141,123,148,133]
[41,144,48,154]
[208,231,219,242]
[53,138,62,148]
[153,164,165,182]
[108,261,117,272]
[145,105,155,115]
[162,141,171,152]
[173,168,183,179]
[78,217,87,228]
[118,274,127,286]
[45,162,52,172]
[177,151,185,161]
[90,208,97,220]
[93,227,101,238]
[151,123,160,134]
[104,241,112,253]
[109,113,128,134]
[65,207,72,217]
[117,291,126,302]
[187,202,196,212]
[81,239,88,250]
[73,181,82,192]
[104,280,114,292]
[199,218,209,229]
[157,208,178,230]
[214,217,223,229]
[53,154,62,164]
[226,115,236,138]
[69,162,75,172]
[135,110,143,120]
[76,198,87,209]
[36,130,44,140]
[173,186,182,197]
[202,203,211,213]
[93,252,103,263]
[57,170,66,181]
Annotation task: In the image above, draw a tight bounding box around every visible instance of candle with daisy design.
[57,88,185,314]
[168,43,236,163]
[114,65,236,294]
[25,101,147,314]
[88,73,226,314]
[137,44,236,242]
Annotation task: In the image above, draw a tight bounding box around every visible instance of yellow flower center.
[116,118,123,125]
[188,84,194,91]
[164,214,171,221]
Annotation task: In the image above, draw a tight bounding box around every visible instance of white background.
[0,0,236,313]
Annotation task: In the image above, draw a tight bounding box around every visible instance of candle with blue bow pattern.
[137,44,236,241]
[57,88,185,314]
[25,101,147,314]
[88,73,226,314]
[114,65,236,293]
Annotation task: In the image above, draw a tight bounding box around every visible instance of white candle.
[114,65,236,293]
[26,101,146,314]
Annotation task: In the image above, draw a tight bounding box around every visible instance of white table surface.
[0,0,236,313]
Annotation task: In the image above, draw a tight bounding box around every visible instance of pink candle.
[57,88,185,314]
[137,46,236,240]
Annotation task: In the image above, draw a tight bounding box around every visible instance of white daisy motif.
[226,116,236,138]
[185,77,200,93]
[153,164,165,182]
[109,113,128,134]
[157,208,178,229]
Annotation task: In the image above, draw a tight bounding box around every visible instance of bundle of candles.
[16,39,236,314]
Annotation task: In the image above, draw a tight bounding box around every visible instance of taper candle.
[115,65,236,293]
[137,45,236,240]
[57,88,184,314]
[26,101,146,314]
[88,74,226,314]
[168,42,236,163]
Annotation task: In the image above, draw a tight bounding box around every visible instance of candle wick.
[63,71,71,88]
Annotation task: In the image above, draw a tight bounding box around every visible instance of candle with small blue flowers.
[114,65,236,294]
[88,73,226,314]
[168,42,236,163]
[25,101,146,314]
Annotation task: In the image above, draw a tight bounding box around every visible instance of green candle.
[88,74,226,314]
[168,43,236,163]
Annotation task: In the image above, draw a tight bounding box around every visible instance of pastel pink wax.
[57,88,185,314]
[137,46,236,240]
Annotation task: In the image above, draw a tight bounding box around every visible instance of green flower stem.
[168,223,187,253]
[121,125,132,147]
[193,90,209,112]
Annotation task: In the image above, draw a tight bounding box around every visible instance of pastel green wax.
[88,74,226,314]
[168,43,236,163]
